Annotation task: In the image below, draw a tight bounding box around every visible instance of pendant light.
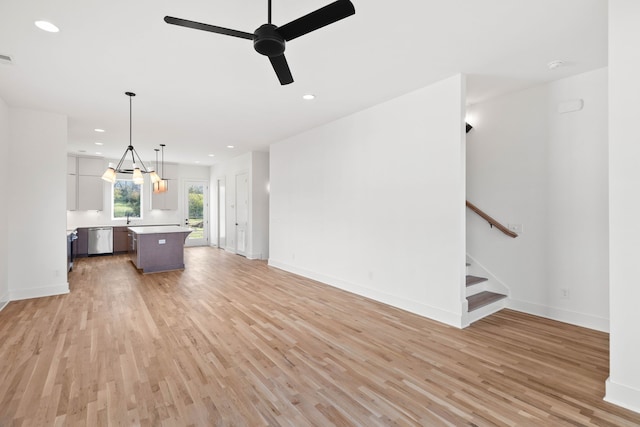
[102,92,160,184]
[151,148,162,185]
[153,144,169,193]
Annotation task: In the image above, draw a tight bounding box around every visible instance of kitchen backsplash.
[67,208,183,229]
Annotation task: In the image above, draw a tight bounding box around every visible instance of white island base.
[128,226,192,273]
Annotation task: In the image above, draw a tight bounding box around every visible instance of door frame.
[216,177,226,249]
[235,172,249,256]
[184,180,209,247]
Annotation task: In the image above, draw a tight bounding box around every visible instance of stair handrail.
[466,200,518,238]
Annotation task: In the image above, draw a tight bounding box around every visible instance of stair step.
[467,291,507,312]
[466,275,488,287]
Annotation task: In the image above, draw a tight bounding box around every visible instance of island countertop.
[128,226,192,234]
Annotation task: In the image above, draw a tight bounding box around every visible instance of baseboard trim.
[268,259,464,328]
[508,298,609,332]
[605,378,640,414]
[9,282,70,301]
[0,299,8,312]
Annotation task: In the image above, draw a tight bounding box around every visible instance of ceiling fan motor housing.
[253,24,285,57]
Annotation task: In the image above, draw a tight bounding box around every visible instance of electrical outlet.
[560,288,570,299]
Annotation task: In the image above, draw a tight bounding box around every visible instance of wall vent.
[0,54,13,64]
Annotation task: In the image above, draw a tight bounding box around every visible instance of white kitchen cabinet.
[67,156,104,211]
[67,155,78,211]
[67,155,77,174]
[67,174,77,211]
[150,163,178,210]
[151,186,179,210]
[78,157,105,176]
[77,175,104,210]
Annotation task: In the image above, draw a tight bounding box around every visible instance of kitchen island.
[128,226,192,273]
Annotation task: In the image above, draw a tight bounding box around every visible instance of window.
[112,179,142,220]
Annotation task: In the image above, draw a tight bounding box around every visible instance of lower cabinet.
[113,227,129,253]
[76,228,88,257]
[128,230,137,263]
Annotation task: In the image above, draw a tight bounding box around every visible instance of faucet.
[126,212,131,225]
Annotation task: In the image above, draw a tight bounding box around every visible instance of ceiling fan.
[164,0,356,85]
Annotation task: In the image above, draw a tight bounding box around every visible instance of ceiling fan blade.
[277,0,355,42]
[268,54,294,85]
[164,16,254,40]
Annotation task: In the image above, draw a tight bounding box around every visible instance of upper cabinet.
[150,163,179,210]
[77,157,105,176]
[67,174,77,211]
[67,156,105,211]
[67,155,77,174]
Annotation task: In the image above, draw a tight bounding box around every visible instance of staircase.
[464,262,508,326]
[464,201,515,325]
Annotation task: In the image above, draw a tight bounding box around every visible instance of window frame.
[111,178,143,221]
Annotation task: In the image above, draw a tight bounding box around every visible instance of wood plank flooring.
[0,247,639,426]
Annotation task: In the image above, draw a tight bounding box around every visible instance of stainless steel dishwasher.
[88,227,113,255]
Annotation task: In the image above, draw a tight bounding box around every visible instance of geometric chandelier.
[101,92,160,186]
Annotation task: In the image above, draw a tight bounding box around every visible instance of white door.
[184,180,209,247]
[235,172,249,256]
[217,178,226,249]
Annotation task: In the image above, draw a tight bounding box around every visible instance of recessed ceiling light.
[195,160,201,164]
[303,94,315,100]
[95,142,103,146]
[94,128,105,133]
[34,20,59,33]
[95,152,102,155]
[208,154,215,157]
[227,145,234,149]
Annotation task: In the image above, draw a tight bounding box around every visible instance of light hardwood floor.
[0,247,639,426]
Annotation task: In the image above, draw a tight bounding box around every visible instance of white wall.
[269,74,467,327]
[467,68,609,331]
[606,0,640,413]
[8,108,68,300]
[0,97,9,308]
[210,151,270,259]
[67,163,210,228]
[251,151,269,260]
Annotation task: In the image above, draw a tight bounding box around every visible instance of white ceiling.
[0,0,607,166]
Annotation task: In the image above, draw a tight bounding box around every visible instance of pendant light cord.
[160,144,165,178]
[129,94,134,164]
[115,91,149,174]
[130,94,132,146]
[268,0,272,24]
